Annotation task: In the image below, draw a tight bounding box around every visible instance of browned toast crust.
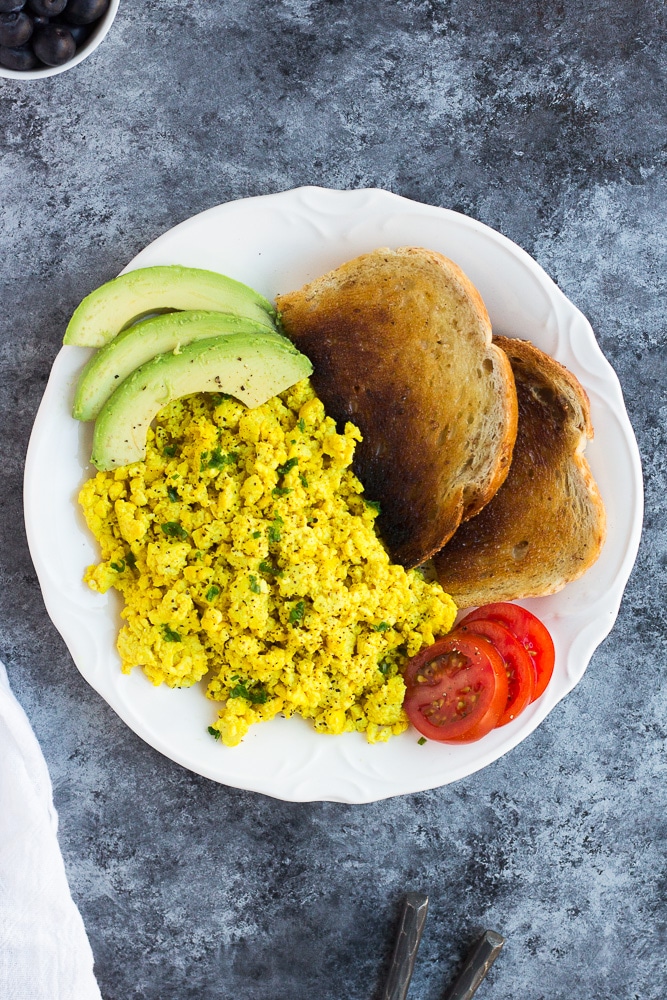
[434,337,606,607]
[276,248,518,568]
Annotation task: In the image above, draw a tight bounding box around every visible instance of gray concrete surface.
[1,1,665,997]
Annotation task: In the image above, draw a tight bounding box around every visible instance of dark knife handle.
[442,929,505,1000]
[381,892,429,1000]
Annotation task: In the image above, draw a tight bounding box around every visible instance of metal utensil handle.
[442,929,505,1000]
[381,892,429,1000]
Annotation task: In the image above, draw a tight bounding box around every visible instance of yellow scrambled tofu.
[79,380,457,745]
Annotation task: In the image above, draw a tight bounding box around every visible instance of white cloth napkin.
[0,661,102,1000]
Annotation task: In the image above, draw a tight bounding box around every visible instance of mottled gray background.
[1,1,665,998]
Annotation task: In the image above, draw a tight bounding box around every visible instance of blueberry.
[0,40,37,67]
[0,0,26,12]
[62,0,108,25]
[53,17,89,43]
[32,22,74,63]
[28,0,66,14]
[0,11,32,45]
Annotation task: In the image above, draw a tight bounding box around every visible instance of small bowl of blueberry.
[0,0,118,78]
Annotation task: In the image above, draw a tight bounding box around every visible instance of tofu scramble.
[79,380,457,746]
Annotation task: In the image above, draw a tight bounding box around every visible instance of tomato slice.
[403,635,508,743]
[459,603,555,701]
[455,619,535,726]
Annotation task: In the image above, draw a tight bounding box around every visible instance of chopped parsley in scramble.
[80,380,456,745]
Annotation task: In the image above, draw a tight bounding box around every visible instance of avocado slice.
[64,266,276,348]
[73,310,277,422]
[90,332,313,471]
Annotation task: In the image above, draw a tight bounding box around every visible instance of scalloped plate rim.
[23,186,643,803]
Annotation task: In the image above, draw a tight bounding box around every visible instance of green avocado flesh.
[73,310,276,422]
[90,332,313,471]
[64,265,276,348]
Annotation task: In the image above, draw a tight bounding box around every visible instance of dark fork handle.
[381,892,429,1000]
[442,929,505,1000]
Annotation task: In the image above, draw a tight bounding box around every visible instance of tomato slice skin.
[403,635,508,743]
[459,602,555,702]
[455,619,535,726]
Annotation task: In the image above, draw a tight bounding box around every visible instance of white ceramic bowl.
[0,0,118,80]
[24,187,644,803]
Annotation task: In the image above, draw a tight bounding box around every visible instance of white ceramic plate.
[24,187,643,803]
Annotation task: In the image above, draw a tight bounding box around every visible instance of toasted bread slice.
[276,248,518,568]
[434,336,606,607]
